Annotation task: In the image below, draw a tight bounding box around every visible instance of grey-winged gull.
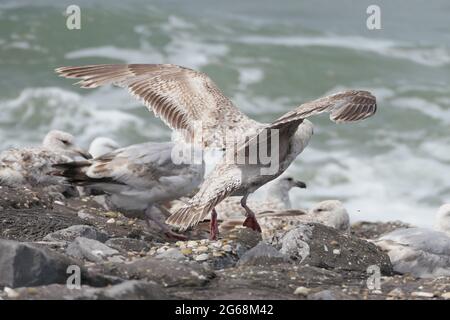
[375,204,450,278]
[88,137,121,158]
[0,130,91,189]
[55,63,377,239]
[52,141,205,240]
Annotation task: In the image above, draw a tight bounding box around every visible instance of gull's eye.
[316,208,324,212]
[61,140,69,145]
[287,177,293,181]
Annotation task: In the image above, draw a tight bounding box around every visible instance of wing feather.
[56,64,258,148]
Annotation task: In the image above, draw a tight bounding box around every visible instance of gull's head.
[435,204,450,235]
[43,130,91,159]
[310,200,347,217]
[89,137,120,158]
[277,176,307,191]
[309,200,350,232]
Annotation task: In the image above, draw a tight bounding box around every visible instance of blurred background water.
[0,0,449,226]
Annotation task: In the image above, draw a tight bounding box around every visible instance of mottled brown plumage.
[55,64,377,237]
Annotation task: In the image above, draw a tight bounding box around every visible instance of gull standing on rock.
[52,141,204,240]
[55,63,377,239]
[0,130,91,190]
[375,204,450,278]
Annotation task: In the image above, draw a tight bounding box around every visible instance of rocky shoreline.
[1,186,449,300]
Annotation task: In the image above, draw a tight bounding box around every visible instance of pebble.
[4,287,19,298]
[104,211,119,218]
[387,288,404,298]
[332,249,341,255]
[187,241,198,248]
[293,286,310,296]
[411,291,434,298]
[441,292,450,299]
[180,248,192,255]
[106,218,115,224]
[195,253,209,261]
[196,246,208,253]
[222,244,232,252]
[156,247,167,254]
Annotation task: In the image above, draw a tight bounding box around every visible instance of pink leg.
[210,208,219,240]
[240,195,262,233]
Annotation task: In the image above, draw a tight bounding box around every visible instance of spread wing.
[56,64,259,148]
[235,90,377,157]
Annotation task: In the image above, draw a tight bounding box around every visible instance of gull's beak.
[295,180,307,189]
[73,147,92,159]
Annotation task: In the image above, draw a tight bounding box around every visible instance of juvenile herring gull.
[0,130,91,189]
[88,137,121,158]
[216,176,307,220]
[375,204,450,278]
[52,141,204,239]
[55,63,377,239]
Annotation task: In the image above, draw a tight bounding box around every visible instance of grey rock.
[44,225,109,243]
[3,281,169,300]
[238,242,290,266]
[155,248,186,261]
[0,239,81,288]
[308,289,355,300]
[271,223,393,275]
[89,280,168,299]
[99,257,215,287]
[66,237,120,263]
[105,237,150,253]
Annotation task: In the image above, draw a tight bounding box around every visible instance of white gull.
[375,204,450,278]
[0,130,90,190]
[53,141,204,239]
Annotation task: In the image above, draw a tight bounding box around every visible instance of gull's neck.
[266,183,292,208]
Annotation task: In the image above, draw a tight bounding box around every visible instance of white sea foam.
[288,145,449,227]
[391,97,450,124]
[0,87,164,150]
[65,45,163,63]
[236,35,450,67]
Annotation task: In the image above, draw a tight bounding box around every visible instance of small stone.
[222,244,232,252]
[195,253,209,261]
[187,241,198,248]
[388,288,404,297]
[332,249,341,255]
[155,248,185,261]
[196,246,209,253]
[181,248,192,255]
[212,251,223,257]
[441,292,450,299]
[106,218,115,224]
[411,291,434,298]
[77,210,94,220]
[4,287,19,298]
[105,211,119,218]
[293,286,310,296]
[156,247,167,254]
[115,221,125,226]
